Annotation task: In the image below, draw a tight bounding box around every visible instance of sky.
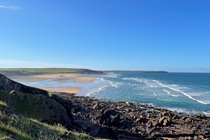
[0,0,209,72]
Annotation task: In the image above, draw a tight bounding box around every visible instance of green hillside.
[0,68,103,75]
[0,90,97,140]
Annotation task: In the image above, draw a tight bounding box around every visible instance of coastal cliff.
[0,73,209,140]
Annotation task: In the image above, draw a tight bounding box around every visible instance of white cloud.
[0,5,21,10]
[0,60,85,68]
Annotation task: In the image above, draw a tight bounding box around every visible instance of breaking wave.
[123,77,208,105]
[152,80,208,105]
[105,73,121,78]
[85,78,122,96]
[162,90,179,97]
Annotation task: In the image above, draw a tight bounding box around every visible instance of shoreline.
[0,73,210,139]
[9,73,96,94]
[7,73,210,115]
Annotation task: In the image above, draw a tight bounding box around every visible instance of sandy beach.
[12,73,96,82]
[10,73,96,94]
[42,87,81,94]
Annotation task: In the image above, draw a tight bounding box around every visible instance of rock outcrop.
[0,73,48,96]
[0,73,73,129]
[55,93,210,140]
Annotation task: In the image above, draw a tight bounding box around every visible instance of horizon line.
[0,67,210,74]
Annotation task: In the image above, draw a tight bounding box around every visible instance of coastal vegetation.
[0,112,94,140]
[0,91,96,140]
[0,68,103,76]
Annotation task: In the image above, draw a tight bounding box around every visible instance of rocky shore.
[53,93,210,140]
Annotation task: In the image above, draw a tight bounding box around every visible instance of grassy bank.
[0,112,94,140]
[0,90,103,140]
[0,68,103,75]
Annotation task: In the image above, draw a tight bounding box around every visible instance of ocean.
[22,72,210,115]
[81,72,210,115]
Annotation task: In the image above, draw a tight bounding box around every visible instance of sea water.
[84,72,210,115]
[22,72,210,114]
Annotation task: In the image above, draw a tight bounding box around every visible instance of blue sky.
[0,0,209,72]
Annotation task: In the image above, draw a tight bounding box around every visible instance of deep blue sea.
[22,72,210,114]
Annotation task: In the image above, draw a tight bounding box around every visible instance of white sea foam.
[166,107,194,114]
[129,82,137,87]
[153,92,157,96]
[86,85,108,96]
[79,78,108,96]
[123,77,208,105]
[123,77,144,82]
[166,107,210,115]
[85,78,122,96]
[109,81,122,88]
[152,80,208,105]
[123,78,155,87]
[144,80,158,88]
[105,73,120,78]
[163,90,179,97]
[202,111,210,116]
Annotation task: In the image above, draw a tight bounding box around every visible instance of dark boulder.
[51,94,74,122]
[90,126,117,140]
[158,116,171,126]
[100,109,131,128]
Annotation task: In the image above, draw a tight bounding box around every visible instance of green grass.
[0,101,7,107]
[0,68,101,75]
[0,90,71,124]
[0,130,11,140]
[0,90,107,139]
[0,123,33,140]
[0,114,95,140]
[31,119,95,140]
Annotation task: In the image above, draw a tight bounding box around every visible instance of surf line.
[153,80,208,105]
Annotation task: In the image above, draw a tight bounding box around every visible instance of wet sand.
[10,73,96,94]
[42,87,81,94]
[12,73,96,82]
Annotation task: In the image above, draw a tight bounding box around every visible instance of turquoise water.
[22,72,210,114]
[89,72,210,114]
